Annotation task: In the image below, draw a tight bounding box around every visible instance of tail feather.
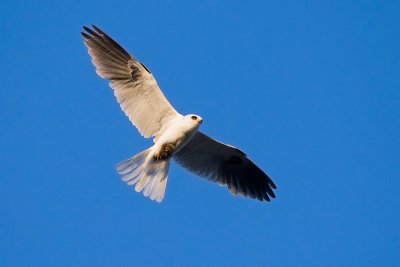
[116,147,170,202]
[142,162,169,199]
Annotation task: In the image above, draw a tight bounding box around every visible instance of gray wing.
[82,25,179,141]
[174,132,276,201]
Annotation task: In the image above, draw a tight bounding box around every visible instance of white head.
[184,114,203,126]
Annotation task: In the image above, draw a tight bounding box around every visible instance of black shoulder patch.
[140,62,151,74]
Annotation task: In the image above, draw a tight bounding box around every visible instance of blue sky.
[1,0,399,266]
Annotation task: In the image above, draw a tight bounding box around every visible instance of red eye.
[191,115,197,120]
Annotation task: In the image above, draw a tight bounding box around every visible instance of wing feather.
[174,132,277,202]
[82,25,179,140]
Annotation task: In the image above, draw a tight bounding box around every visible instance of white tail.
[116,147,171,202]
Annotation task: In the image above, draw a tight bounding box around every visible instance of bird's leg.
[153,143,176,160]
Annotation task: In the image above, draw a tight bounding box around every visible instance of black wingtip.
[83,26,98,37]
[91,24,102,33]
[82,24,97,29]
[81,31,90,38]
[269,190,276,199]
[270,181,277,190]
[83,25,91,32]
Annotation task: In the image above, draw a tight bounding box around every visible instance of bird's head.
[185,114,203,125]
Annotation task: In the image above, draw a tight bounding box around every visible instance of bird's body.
[151,114,203,160]
[82,25,277,203]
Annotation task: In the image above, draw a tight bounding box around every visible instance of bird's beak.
[198,118,203,124]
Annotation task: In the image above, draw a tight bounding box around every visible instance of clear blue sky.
[1,1,399,266]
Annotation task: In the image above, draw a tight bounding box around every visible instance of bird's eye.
[191,115,198,120]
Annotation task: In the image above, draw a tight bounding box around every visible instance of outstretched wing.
[82,25,180,140]
[174,132,276,201]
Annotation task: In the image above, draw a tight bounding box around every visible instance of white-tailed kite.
[82,25,276,203]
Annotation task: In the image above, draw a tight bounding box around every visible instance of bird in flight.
[81,25,276,203]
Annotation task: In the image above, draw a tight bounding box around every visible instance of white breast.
[152,116,200,157]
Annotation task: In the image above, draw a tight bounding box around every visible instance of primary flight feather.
[82,25,277,203]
